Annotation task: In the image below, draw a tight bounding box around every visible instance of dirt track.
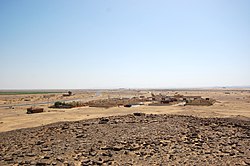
[1,114,250,165]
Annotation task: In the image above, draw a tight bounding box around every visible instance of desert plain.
[1,89,250,132]
[0,89,250,165]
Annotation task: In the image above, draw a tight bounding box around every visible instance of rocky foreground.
[0,114,250,166]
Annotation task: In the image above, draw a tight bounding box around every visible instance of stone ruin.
[27,107,44,114]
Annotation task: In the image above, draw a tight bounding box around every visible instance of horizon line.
[0,85,250,91]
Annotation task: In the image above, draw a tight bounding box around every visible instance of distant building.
[63,91,72,97]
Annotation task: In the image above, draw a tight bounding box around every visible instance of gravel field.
[1,113,250,165]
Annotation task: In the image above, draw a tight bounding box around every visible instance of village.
[26,91,216,114]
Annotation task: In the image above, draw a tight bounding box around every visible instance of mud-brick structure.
[27,107,44,114]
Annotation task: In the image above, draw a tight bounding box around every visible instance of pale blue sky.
[0,0,249,89]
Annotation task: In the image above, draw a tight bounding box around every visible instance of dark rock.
[0,114,250,165]
[4,156,13,161]
[99,118,109,124]
[112,145,124,151]
[76,134,86,138]
[133,113,146,116]
[36,140,45,145]
[56,156,64,162]
[102,151,113,157]
[89,151,97,156]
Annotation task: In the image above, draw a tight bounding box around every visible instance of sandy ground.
[0,89,250,132]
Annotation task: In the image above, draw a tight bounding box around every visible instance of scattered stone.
[99,117,109,124]
[36,140,45,145]
[4,156,13,161]
[112,145,124,151]
[52,161,57,165]
[56,156,64,162]
[0,114,249,165]
[76,134,86,138]
[26,153,36,157]
[133,112,145,116]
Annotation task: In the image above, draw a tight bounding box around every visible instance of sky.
[0,0,250,89]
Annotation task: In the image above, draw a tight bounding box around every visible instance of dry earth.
[0,89,250,132]
[0,89,250,165]
[0,113,250,165]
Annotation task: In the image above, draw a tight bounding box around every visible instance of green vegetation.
[53,101,72,108]
[52,101,86,109]
[0,91,63,95]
